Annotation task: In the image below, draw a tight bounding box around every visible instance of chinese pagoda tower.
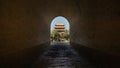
[54,23,65,33]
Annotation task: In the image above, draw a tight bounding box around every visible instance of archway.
[50,16,70,44]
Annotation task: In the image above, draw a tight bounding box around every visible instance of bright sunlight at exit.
[50,16,70,43]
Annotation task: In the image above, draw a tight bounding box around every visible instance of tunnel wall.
[0,0,120,67]
[73,0,120,55]
[0,0,49,67]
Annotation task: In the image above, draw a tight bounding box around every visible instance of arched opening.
[50,16,70,44]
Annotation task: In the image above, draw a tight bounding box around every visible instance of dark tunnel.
[0,0,120,68]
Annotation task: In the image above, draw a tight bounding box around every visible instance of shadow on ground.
[1,42,120,68]
[30,42,120,68]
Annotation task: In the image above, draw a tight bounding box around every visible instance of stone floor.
[32,42,96,68]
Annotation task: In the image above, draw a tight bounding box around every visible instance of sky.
[50,16,70,30]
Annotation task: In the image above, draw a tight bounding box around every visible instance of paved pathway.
[32,42,96,68]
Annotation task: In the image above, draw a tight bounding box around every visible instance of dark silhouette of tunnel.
[0,0,120,68]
